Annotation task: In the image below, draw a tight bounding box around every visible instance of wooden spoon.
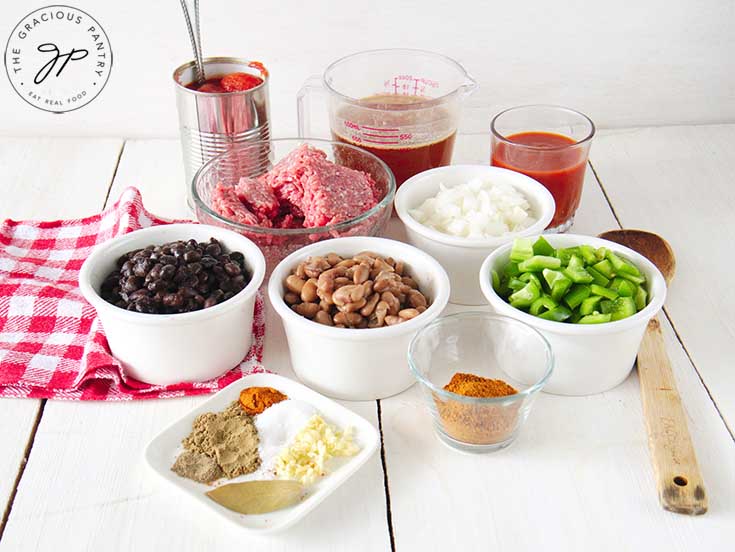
[599,229,707,515]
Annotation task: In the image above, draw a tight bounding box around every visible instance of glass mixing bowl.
[191,138,396,274]
[409,312,554,453]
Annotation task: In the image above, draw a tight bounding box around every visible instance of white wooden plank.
[591,124,735,430]
[1,139,391,551]
[106,139,190,220]
[0,137,123,220]
[0,137,123,527]
[381,134,735,551]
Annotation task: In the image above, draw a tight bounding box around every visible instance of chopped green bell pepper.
[555,247,581,265]
[635,285,648,310]
[519,272,543,289]
[532,236,556,256]
[579,245,598,264]
[563,265,594,284]
[510,238,534,263]
[579,313,612,324]
[586,266,610,287]
[592,259,615,279]
[606,250,641,277]
[618,270,646,285]
[530,295,557,315]
[610,277,636,297]
[579,295,603,315]
[504,262,521,277]
[509,280,540,308]
[590,283,618,300]
[518,255,562,272]
[564,284,591,309]
[538,305,572,322]
[610,296,637,321]
[543,269,573,302]
[507,277,526,292]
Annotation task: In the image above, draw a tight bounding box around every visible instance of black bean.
[205,242,221,257]
[231,275,246,291]
[224,262,241,276]
[122,276,142,294]
[188,262,202,275]
[183,250,201,263]
[200,255,217,269]
[101,237,251,314]
[229,251,245,267]
[147,279,168,293]
[148,263,163,281]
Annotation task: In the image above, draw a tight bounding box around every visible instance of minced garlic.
[275,414,359,485]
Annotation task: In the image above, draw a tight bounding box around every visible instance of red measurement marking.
[364,133,400,138]
[364,138,399,145]
[362,126,399,132]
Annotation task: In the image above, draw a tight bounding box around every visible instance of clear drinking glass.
[297,49,477,187]
[409,312,553,454]
[490,105,595,233]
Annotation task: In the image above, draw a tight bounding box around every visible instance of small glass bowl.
[409,312,554,453]
[191,138,396,275]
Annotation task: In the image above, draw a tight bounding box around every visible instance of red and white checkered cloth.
[0,187,266,401]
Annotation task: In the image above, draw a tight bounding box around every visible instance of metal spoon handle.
[179,0,205,83]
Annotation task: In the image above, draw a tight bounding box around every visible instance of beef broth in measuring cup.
[332,94,457,186]
[297,49,477,187]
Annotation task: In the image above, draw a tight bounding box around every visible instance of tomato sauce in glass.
[491,131,586,229]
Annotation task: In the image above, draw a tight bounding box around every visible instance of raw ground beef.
[211,144,380,229]
[211,184,268,227]
[235,176,280,220]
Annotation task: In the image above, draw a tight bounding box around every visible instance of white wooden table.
[0,127,733,551]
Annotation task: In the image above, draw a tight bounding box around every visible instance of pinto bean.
[285,252,431,329]
[286,275,306,294]
[301,279,318,302]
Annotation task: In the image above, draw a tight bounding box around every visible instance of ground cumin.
[175,401,260,482]
[436,372,521,445]
[239,386,288,415]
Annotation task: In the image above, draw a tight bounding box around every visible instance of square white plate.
[144,373,380,534]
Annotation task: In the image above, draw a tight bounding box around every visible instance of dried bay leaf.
[206,480,304,514]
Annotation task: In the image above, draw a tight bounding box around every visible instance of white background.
[0,0,733,138]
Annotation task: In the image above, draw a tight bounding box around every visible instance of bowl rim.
[191,137,397,236]
[479,233,667,334]
[394,165,556,249]
[267,236,451,340]
[408,311,554,403]
[79,223,266,325]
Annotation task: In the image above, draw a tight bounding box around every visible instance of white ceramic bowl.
[395,165,555,306]
[79,223,265,385]
[268,237,450,400]
[479,234,667,396]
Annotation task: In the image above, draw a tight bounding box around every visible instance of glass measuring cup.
[297,49,477,186]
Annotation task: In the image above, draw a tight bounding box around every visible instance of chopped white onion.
[409,177,535,238]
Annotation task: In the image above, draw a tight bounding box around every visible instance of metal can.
[173,57,271,206]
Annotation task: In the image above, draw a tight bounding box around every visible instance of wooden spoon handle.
[638,316,707,515]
